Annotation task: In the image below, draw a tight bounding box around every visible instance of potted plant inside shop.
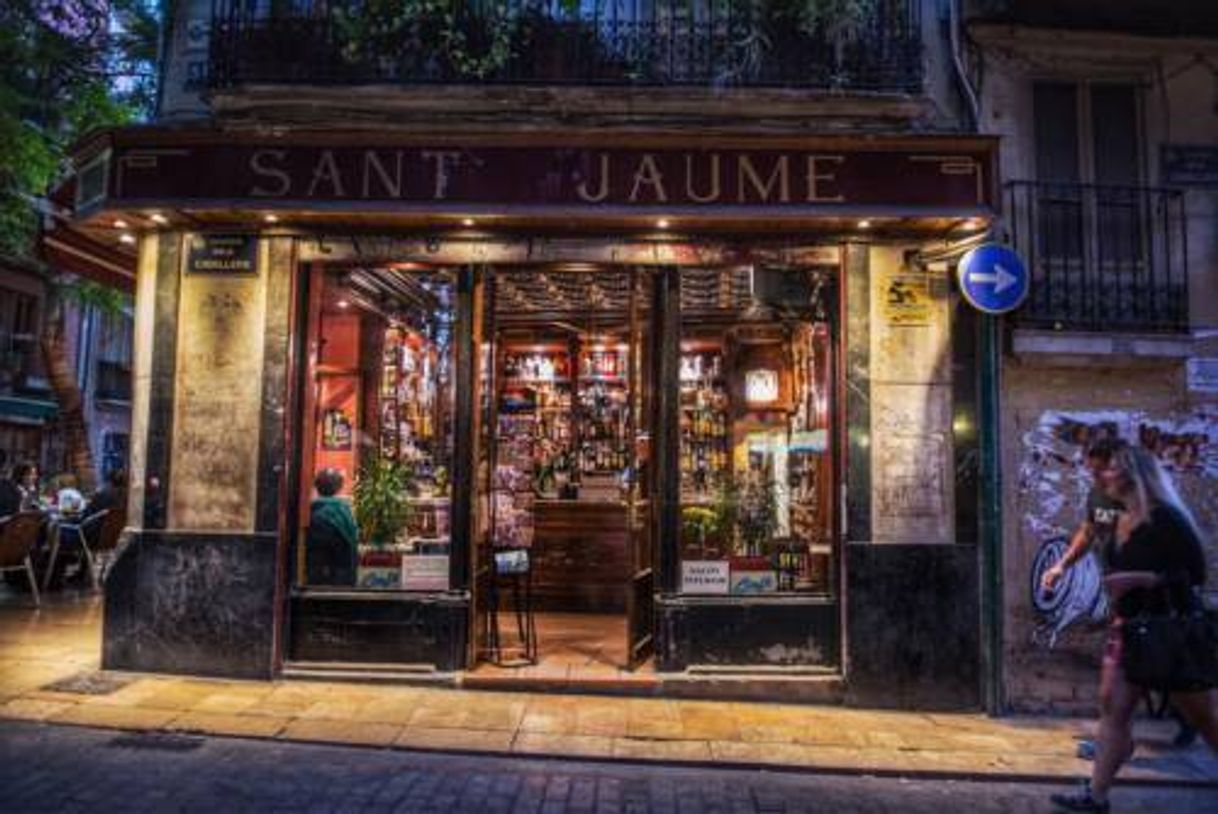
[353,456,415,588]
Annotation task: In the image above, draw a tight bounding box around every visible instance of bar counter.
[531,499,628,612]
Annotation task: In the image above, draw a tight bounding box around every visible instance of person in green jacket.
[306,468,359,586]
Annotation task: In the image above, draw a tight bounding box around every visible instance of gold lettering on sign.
[685,153,721,203]
[422,150,462,200]
[629,154,668,203]
[307,150,345,197]
[362,150,403,198]
[737,155,790,203]
[250,150,290,197]
[806,155,845,202]
[576,153,611,203]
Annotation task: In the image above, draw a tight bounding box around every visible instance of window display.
[298,268,455,591]
[678,269,835,597]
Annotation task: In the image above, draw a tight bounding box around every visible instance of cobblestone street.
[0,721,1214,813]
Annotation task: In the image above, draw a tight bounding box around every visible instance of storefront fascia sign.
[99,138,994,211]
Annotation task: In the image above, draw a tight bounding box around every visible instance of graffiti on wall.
[1018,408,1218,649]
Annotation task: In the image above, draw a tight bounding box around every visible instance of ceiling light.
[113,219,128,229]
[263,213,279,223]
[963,217,985,230]
[656,219,670,229]
[461,218,475,227]
[337,299,350,309]
[118,233,136,245]
[857,219,872,229]
[148,213,167,225]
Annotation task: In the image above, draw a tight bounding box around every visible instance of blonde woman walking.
[1052,446,1217,812]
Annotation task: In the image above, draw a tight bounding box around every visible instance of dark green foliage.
[0,0,158,260]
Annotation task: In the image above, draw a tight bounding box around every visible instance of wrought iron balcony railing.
[207,1,923,92]
[1006,181,1189,334]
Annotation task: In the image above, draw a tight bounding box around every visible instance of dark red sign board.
[107,139,993,211]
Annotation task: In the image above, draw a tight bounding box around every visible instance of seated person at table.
[83,469,127,519]
[306,468,359,586]
[6,462,41,512]
[0,453,20,518]
[52,473,85,516]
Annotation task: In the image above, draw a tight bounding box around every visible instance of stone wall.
[1001,362,1218,713]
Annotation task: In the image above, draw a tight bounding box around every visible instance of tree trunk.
[40,288,97,492]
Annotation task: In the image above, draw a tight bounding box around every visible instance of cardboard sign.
[681,560,730,594]
[731,569,778,595]
[401,554,449,591]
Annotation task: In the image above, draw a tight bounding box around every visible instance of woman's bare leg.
[1170,691,1218,753]
[1091,667,1142,801]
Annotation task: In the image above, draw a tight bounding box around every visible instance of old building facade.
[51,0,1119,711]
[965,1,1218,712]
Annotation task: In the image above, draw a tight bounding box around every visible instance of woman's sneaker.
[1051,782,1110,813]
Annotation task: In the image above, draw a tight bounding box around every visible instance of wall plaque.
[186,234,257,275]
[1162,144,1218,186]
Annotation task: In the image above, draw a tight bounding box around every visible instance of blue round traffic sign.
[957,243,1029,314]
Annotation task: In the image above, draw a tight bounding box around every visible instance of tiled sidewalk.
[1,593,1215,785]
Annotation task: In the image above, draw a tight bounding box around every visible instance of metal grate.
[42,671,135,696]
[207,0,924,92]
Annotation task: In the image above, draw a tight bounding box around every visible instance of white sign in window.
[681,560,730,594]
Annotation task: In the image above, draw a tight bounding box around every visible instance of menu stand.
[487,547,537,666]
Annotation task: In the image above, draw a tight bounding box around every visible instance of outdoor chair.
[0,511,45,606]
[44,508,115,591]
[88,507,127,586]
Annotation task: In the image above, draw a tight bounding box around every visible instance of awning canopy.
[39,180,136,294]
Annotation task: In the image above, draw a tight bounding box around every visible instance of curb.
[31,718,1218,790]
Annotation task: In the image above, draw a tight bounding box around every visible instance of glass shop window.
[678,267,836,597]
[298,267,455,591]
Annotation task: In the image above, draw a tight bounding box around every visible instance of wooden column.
[652,266,681,594]
[450,265,483,593]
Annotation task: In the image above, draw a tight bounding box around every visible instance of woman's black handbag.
[1122,601,1218,692]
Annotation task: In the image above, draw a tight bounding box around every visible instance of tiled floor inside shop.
[468,612,658,691]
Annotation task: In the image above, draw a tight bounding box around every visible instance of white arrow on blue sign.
[957,243,1029,314]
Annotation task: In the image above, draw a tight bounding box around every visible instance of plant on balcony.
[353,456,415,547]
[331,0,596,80]
[717,0,880,85]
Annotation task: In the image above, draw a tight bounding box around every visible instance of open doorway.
[475,266,655,681]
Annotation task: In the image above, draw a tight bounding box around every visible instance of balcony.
[207,1,923,92]
[95,360,132,403]
[1006,181,1189,335]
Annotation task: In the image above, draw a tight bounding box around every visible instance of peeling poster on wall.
[1018,408,1218,649]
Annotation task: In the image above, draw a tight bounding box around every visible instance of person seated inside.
[306,468,359,587]
[84,468,127,519]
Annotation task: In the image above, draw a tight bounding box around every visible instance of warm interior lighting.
[118,233,136,245]
[148,213,168,225]
[337,299,350,309]
[113,219,128,229]
[963,217,985,230]
[263,213,279,223]
[857,219,872,229]
[461,218,476,227]
[656,218,671,229]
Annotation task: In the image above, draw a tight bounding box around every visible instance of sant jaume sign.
[89,132,994,211]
